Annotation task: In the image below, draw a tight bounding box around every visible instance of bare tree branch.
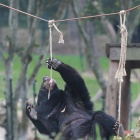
[127,10,140,41]
[26,0,44,55]
[3,1,19,139]
[8,0,19,61]
[0,42,5,62]
[28,48,49,86]
[120,0,130,9]
[71,0,107,96]
[45,0,59,9]
[92,1,117,43]
[92,89,103,102]
[14,0,44,97]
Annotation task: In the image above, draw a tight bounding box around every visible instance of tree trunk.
[120,0,130,10]
[18,64,30,140]
[92,1,117,43]
[4,61,14,140]
[14,60,31,139]
[3,0,19,139]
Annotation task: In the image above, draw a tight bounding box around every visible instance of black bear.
[26,58,119,140]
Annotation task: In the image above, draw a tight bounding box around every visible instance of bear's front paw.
[46,58,61,70]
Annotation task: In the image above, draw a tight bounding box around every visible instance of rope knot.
[115,10,128,83]
[119,10,126,26]
[120,25,127,33]
[48,20,55,28]
[48,20,64,44]
[119,10,126,15]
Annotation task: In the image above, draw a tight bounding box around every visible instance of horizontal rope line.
[0,3,140,23]
[0,3,49,22]
[55,4,140,22]
[55,12,119,22]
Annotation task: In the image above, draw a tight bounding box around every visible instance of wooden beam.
[106,43,140,61]
[109,48,140,60]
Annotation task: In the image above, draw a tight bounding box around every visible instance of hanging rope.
[48,20,64,99]
[115,10,128,137]
[115,10,128,83]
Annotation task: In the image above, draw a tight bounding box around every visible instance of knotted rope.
[115,10,128,82]
[115,10,128,137]
[48,20,64,99]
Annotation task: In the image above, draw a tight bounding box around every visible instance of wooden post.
[120,62,131,130]
[105,61,118,118]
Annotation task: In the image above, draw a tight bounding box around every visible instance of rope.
[115,11,128,82]
[47,20,64,99]
[117,82,122,136]
[48,20,53,100]
[53,23,64,43]
[115,10,128,136]
[0,3,49,22]
[55,4,140,22]
[0,3,140,23]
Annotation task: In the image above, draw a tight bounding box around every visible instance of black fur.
[26,58,118,140]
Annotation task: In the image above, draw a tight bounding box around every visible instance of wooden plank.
[105,61,119,118]
[106,43,140,48]
[120,62,131,130]
[109,48,140,60]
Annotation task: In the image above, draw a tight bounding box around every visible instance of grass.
[0,54,139,105]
